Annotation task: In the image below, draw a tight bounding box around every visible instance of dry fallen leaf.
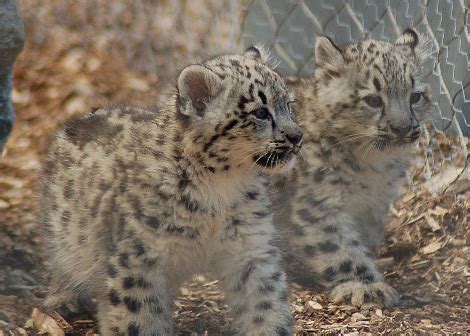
[421,240,443,254]
[29,308,65,336]
[425,214,441,231]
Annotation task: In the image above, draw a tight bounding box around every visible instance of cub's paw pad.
[330,281,399,307]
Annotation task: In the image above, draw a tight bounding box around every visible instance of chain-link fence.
[241,0,469,191]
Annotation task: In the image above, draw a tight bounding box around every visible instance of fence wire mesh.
[241,0,469,192]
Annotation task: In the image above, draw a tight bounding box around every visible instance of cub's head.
[176,47,303,174]
[314,28,432,152]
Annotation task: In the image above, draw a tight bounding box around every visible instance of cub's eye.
[410,92,423,105]
[364,95,383,108]
[252,108,270,120]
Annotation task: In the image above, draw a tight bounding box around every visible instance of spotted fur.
[273,29,432,307]
[41,47,302,335]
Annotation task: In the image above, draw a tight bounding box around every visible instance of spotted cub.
[273,29,431,307]
[41,47,303,335]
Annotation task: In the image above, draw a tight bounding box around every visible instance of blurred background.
[0,0,468,334]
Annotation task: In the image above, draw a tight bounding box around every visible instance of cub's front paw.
[330,281,399,307]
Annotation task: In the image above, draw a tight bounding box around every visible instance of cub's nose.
[286,128,303,147]
[389,124,412,139]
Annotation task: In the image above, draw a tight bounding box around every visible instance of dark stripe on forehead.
[238,96,250,110]
[373,64,387,84]
[410,75,415,88]
[258,90,267,105]
[373,77,381,92]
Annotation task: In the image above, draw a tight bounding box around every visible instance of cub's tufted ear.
[177,65,223,118]
[315,36,344,70]
[244,45,270,63]
[395,28,419,49]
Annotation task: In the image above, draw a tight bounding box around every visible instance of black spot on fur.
[240,262,256,286]
[145,216,160,230]
[322,225,338,233]
[143,257,159,267]
[339,260,352,273]
[107,265,117,278]
[166,224,185,234]
[256,301,273,310]
[61,210,71,225]
[356,264,368,275]
[203,134,219,152]
[63,181,74,200]
[124,297,142,312]
[304,244,317,256]
[127,323,140,336]
[259,282,275,293]
[136,277,150,289]
[109,290,120,305]
[119,253,130,268]
[238,96,250,110]
[276,326,290,336]
[313,167,327,182]
[318,241,339,253]
[133,239,145,256]
[180,194,200,212]
[223,119,238,132]
[376,289,385,301]
[233,305,247,317]
[279,289,289,302]
[349,239,360,247]
[297,208,315,223]
[253,211,269,218]
[323,267,337,282]
[363,273,374,282]
[123,277,135,289]
[246,191,258,200]
[271,271,282,281]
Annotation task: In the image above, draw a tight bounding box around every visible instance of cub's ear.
[315,36,344,70]
[177,65,223,118]
[244,45,270,63]
[395,28,419,49]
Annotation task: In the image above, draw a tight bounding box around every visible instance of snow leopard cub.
[41,47,303,335]
[273,29,431,307]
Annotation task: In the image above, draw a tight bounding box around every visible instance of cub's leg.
[281,208,398,307]
[96,244,175,336]
[214,217,293,336]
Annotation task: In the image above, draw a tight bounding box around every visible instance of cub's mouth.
[253,150,297,168]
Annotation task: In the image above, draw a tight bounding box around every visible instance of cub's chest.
[346,165,402,221]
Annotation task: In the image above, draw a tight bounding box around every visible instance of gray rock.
[0,0,24,151]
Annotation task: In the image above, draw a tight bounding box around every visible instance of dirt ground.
[1,1,469,335]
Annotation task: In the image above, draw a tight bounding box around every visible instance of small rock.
[351,312,366,322]
[16,327,28,336]
[307,300,323,309]
[0,199,10,209]
[0,310,10,322]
